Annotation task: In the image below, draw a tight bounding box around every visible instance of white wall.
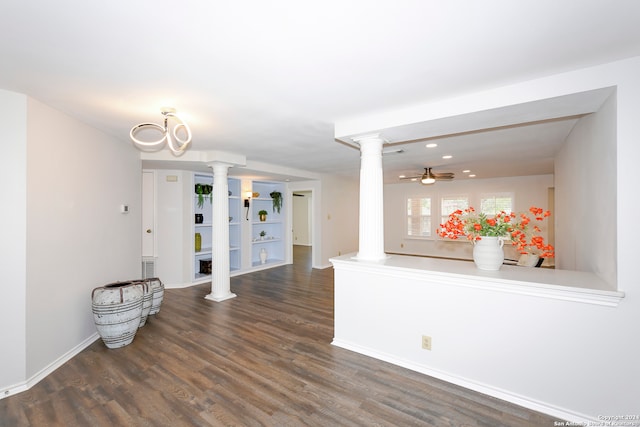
[24,98,141,380]
[288,177,359,269]
[333,262,629,422]
[556,92,617,285]
[384,175,553,262]
[1,93,142,395]
[332,56,640,421]
[319,175,359,267]
[0,90,28,391]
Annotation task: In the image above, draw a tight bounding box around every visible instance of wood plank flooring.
[0,246,561,426]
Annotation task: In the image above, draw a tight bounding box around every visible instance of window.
[440,195,469,226]
[480,193,514,215]
[407,197,431,237]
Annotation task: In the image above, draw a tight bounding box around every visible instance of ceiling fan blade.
[401,167,455,183]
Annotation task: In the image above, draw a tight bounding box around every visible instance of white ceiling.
[2,1,640,182]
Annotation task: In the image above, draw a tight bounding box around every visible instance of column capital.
[351,133,388,145]
[207,161,234,172]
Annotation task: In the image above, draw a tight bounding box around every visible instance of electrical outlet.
[422,335,432,350]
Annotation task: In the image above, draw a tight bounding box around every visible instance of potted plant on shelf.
[259,230,266,240]
[270,191,282,213]
[195,183,213,208]
[258,210,268,222]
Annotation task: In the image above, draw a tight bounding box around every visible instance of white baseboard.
[331,338,594,425]
[165,279,207,289]
[315,263,333,269]
[1,333,100,401]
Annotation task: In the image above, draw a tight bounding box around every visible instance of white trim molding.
[1,333,100,401]
[331,253,623,307]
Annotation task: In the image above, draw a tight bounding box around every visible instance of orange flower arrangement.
[510,207,555,258]
[438,206,555,258]
[438,207,515,241]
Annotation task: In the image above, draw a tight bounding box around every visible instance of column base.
[353,252,390,262]
[204,292,237,302]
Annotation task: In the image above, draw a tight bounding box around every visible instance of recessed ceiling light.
[442,155,452,159]
[410,178,418,181]
[469,174,476,178]
[398,175,406,179]
[462,169,470,173]
[426,143,438,148]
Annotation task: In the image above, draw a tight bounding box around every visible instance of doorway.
[292,190,313,267]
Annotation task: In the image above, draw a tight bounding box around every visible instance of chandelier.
[130,107,192,155]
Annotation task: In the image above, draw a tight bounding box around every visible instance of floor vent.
[142,258,156,279]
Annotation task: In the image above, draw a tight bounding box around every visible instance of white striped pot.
[138,279,153,328]
[147,277,164,315]
[92,281,143,349]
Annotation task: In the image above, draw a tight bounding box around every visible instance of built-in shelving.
[189,175,287,280]
[228,178,241,272]
[250,181,285,268]
[192,174,242,282]
[193,173,213,281]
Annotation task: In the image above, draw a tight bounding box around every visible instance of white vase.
[472,236,505,271]
[259,248,268,264]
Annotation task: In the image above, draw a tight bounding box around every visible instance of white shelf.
[251,238,281,244]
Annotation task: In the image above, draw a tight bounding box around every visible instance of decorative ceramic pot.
[147,277,164,315]
[472,236,505,271]
[92,281,144,348]
[259,248,268,264]
[138,279,153,327]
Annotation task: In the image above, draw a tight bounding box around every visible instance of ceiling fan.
[401,167,455,185]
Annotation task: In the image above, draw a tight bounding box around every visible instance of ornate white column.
[205,162,237,302]
[353,134,388,261]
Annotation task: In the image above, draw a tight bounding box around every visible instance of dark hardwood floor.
[1,246,560,426]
